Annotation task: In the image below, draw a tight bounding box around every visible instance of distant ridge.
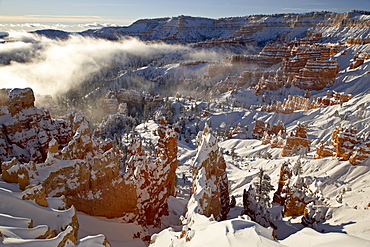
[30,11,369,46]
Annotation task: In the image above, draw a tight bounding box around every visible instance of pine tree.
[254,168,274,207]
[231,147,237,160]
[242,186,276,229]
[230,195,236,208]
[292,158,303,176]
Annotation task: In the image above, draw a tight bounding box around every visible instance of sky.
[0,0,369,31]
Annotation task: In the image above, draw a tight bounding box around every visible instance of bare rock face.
[0,88,178,228]
[0,88,73,165]
[2,142,138,220]
[281,44,332,75]
[126,117,178,227]
[273,161,323,218]
[347,37,363,45]
[282,122,311,157]
[21,185,49,207]
[314,90,352,107]
[211,32,344,99]
[40,113,139,219]
[279,95,310,113]
[331,125,360,160]
[258,44,291,67]
[292,59,339,91]
[315,141,333,158]
[283,176,313,217]
[272,161,293,206]
[6,88,35,116]
[156,117,178,197]
[186,126,229,222]
[315,125,370,165]
[349,133,370,165]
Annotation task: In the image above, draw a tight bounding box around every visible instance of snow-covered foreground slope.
[77,213,146,247]
[0,181,109,246]
[150,216,280,247]
[281,228,370,247]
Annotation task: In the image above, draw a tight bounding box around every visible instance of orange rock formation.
[0,88,73,164]
[292,59,339,90]
[349,133,370,165]
[212,33,342,95]
[1,88,178,227]
[314,125,370,165]
[187,124,230,221]
[254,120,286,140]
[314,141,333,158]
[259,90,352,114]
[273,161,320,217]
[331,125,360,160]
[281,122,311,157]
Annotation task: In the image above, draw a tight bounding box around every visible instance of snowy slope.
[0,181,109,246]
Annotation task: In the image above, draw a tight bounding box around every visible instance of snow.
[0,186,75,233]
[0,225,50,240]
[1,226,74,246]
[150,216,280,247]
[77,213,146,247]
[281,227,370,247]
[78,234,109,246]
[0,213,32,228]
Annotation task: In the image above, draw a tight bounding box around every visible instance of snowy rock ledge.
[149,215,279,247]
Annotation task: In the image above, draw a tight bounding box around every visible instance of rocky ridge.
[0,88,178,233]
[29,11,369,47]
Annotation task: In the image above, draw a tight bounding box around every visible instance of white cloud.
[0,22,120,32]
[0,32,229,97]
[0,33,183,96]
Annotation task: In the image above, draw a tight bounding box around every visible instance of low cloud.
[0,22,119,32]
[0,32,227,97]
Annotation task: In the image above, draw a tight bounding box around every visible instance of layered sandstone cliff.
[214,34,342,95]
[292,59,339,90]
